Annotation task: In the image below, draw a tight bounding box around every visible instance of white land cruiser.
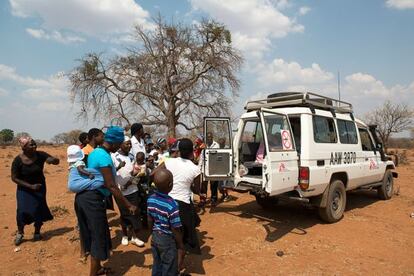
[202,92,398,223]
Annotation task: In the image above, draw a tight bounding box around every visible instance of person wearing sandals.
[111,136,145,247]
[75,126,137,276]
[11,136,60,245]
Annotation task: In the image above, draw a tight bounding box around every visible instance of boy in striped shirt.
[148,169,185,275]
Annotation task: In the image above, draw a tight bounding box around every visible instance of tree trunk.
[167,102,177,138]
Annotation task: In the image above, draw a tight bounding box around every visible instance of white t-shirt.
[111,151,137,196]
[165,157,201,204]
[130,135,146,160]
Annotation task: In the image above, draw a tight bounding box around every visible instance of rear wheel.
[377,170,393,200]
[255,195,279,209]
[318,179,346,223]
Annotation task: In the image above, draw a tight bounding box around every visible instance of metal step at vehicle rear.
[232,181,262,193]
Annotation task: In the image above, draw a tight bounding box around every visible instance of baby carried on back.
[67,145,104,193]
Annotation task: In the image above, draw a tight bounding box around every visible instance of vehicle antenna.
[337,70,341,104]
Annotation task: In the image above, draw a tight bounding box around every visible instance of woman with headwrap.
[11,136,60,245]
[74,126,137,276]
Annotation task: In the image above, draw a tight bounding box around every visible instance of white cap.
[67,145,85,163]
[124,136,131,142]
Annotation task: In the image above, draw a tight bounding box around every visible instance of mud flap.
[310,185,330,208]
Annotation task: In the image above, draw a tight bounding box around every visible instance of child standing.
[148,169,185,275]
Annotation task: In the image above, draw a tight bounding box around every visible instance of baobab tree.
[70,17,243,137]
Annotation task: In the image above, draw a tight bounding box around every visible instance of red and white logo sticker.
[281,130,293,150]
[369,159,379,170]
[279,162,286,172]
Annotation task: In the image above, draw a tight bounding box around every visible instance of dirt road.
[0,146,413,275]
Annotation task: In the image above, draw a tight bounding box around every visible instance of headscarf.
[19,136,33,148]
[167,137,177,147]
[105,126,125,143]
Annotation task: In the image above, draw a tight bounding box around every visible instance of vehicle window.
[241,121,263,143]
[359,128,374,151]
[313,116,337,143]
[205,119,231,149]
[337,119,358,144]
[263,113,294,151]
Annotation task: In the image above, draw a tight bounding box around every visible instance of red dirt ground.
[0,146,413,275]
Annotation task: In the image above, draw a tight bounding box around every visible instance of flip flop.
[96,267,113,275]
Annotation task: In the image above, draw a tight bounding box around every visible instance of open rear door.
[259,108,299,196]
[202,117,233,181]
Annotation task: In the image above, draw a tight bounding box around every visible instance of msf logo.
[369,159,379,170]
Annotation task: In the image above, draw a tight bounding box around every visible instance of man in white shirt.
[130,123,146,160]
[161,138,206,255]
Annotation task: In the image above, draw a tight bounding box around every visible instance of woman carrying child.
[111,137,145,247]
[75,126,137,276]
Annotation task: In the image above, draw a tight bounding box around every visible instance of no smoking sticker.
[281,130,293,150]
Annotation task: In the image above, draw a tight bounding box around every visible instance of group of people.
[10,122,230,276]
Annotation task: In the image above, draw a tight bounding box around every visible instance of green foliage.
[0,129,14,143]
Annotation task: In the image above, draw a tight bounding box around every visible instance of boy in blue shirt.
[147,169,185,276]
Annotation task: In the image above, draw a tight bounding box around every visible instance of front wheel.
[318,179,346,223]
[377,170,394,200]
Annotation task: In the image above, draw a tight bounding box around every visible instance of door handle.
[209,150,217,154]
[365,158,369,161]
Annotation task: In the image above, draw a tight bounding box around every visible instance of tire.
[255,195,279,209]
[318,179,346,223]
[377,170,394,200]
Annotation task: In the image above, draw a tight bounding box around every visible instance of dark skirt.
[176,200,201,255]
[118,191,141,230]
[16,187,53,228]
[75,190,112,261]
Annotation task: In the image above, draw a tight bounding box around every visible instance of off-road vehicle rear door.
[358,127,385,183]
[202,117,233,181]
[259,108,299,195]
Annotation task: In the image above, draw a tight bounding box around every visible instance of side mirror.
[377,143,383,150]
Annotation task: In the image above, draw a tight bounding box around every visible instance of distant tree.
[51,133,66,145]
[0,129,14,143]
[65,130,83,144]
[365,100,414,150]
[52,130,83,145]
[70,17,242,137]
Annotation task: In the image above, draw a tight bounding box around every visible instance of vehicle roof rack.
[245,92,353,114]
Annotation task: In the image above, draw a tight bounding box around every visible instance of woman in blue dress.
[11,136,60,245]
[74,126,137,276]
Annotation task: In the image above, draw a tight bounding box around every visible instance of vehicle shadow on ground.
[210,191,382,243]
[182,230,214,275]
[105,248,152,276]
[345,190,381,211]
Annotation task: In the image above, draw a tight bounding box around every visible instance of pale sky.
[0,0,413,140]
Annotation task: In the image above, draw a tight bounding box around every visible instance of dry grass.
[50,205,69,218]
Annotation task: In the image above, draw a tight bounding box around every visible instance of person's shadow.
[39,226,74,241]
[181,230,214,275]
[105,248,152,276]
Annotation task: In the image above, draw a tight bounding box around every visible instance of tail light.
[299,166,309,190]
